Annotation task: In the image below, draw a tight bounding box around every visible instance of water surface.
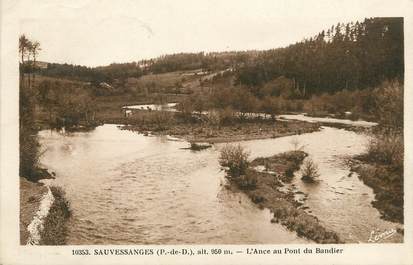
[39,125,307,244]
[38,119,402,244]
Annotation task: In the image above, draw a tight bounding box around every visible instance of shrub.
[301,159,320,183]
[372,80,403,129]
[127,110,175,129]
[219,144,250,178]
[206,110,220,127]
[19,131,40,180]
[285,162,296,179]
[261,96,280,121]
[235,171,258,190]
[367,130,403,173]
[218,107,236,125]
[283,152,307,181]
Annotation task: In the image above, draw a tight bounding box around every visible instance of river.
[38,115,402,244]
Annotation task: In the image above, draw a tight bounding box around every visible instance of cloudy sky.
[15,0,404,67]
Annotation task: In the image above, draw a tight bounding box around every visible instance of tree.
[19,35,30,88]
[30,41,41,88]
[192,93,206,114]
[261,96,280,121]
[19,35,30,64]
[234,18,403,96]
[233,88,257,120]
[372,80,403,130]
[219,144,250,178]
[176,97,194,121]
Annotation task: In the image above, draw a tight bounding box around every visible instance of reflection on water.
[38,125,306,244]
[38,122,402,244]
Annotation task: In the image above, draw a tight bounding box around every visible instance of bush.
[20,131,40,180]
[219,144,250,178]
[218,107,237,125]
[372,80,403,129]
[234,171,257,190]
[176,98,194,121]
[367,129,403,173]
[301,159,320,183]
[285,162,297,179]
[206,110,220,127]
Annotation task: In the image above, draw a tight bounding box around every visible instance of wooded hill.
[38,17,403,97]
[236,17,403,97]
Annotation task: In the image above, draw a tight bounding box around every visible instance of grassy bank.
[351,162,403,223]
[20,178,47,244]
[351,130,403,223]
[40,186,72,245]
[221,149,342,243]
[20,178,71,245]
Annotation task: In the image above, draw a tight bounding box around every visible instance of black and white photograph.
[1,0,412,264]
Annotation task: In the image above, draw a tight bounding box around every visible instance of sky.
[15,0,402,67]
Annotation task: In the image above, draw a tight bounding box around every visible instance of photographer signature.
[368,228,396,243]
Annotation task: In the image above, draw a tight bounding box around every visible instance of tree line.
[37,51,256,83]
[235,17,403,97]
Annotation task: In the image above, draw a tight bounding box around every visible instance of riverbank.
[224,151,342,243]
[20,178,47,244]
[20,178,71,245]
[122,119,320,143]
[350,159,403,224]
[349,126,403,225]
[40,186,72,245]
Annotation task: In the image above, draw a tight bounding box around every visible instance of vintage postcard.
[1,0,412,264]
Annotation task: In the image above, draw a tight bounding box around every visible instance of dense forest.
[235,17,403,97]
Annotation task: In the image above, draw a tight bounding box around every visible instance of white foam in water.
[26,187,55,245]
